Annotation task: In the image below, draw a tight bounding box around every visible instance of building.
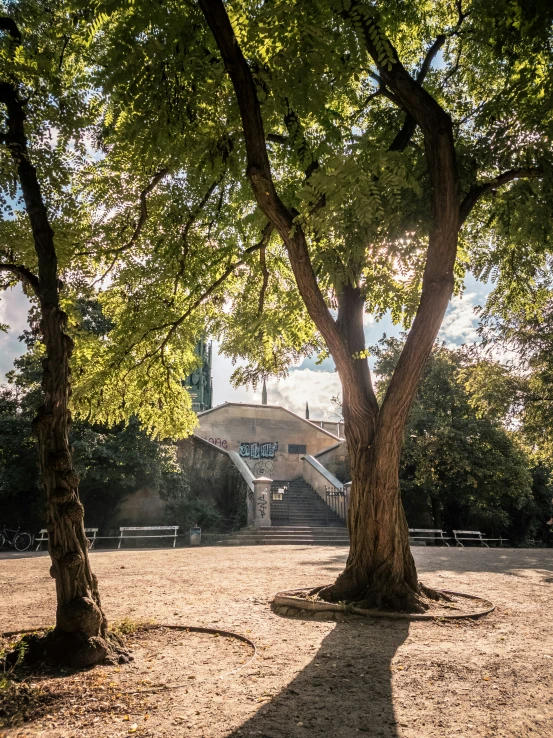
[194,401,344,480]
[183,340,213,412]
[113,357,350,532]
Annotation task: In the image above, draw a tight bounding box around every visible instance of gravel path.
[0,546,552,737]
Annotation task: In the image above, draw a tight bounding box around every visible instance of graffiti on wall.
[252,459,275,477]
[208,438,228,448]
[257,493,267,519]
[238,441,278,459]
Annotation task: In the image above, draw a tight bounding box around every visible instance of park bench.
[408,529,450,546]
[452,530,509,547]
[453,530,488,547]
[36,528,98,551]
[118,525,179,548]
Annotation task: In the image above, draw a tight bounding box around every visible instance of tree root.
[3,629,133,671]
[317,580,453,614]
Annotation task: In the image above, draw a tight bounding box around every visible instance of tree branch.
[388,34,446,152]
[198,0,380,427]
[341,1,460,432]
[125,169,168,249]
[459,167,544,225]
[0,16,22,43]
[0,79,59,306]
[267,133,288,144]
[388,1,469,152]
[121,223,275,378]
[0,262,40,296]
[88,169,169,285]
[110,169,169,257]
[257,244,269,316]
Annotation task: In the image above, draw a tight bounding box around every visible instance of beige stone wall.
[176,435,232,507]
[195,403,340,480]
[309,419,345,438]
[315,441,350,482]
[112,436,247,530]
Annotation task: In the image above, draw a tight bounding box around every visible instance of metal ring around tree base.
[0,624,257,682]
[273,587,495,620]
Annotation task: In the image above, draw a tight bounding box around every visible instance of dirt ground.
[0,545,552,738]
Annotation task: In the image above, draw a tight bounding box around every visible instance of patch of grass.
[110,617,156,636]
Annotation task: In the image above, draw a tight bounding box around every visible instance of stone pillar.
[252,477,272,527]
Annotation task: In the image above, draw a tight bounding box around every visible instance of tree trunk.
[2,77,109,667]
[431,495,442,530]
[325,421,420,610]
[33,297,110,667]
[321,287,421,610]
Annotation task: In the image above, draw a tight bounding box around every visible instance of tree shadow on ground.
[299,548,553,579]
[411,547,553,577]
[227,614,409,738]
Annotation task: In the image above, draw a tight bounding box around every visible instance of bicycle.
[0,526,34,552]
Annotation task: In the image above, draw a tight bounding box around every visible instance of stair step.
[224,538,349,546]
[268,475,347,530]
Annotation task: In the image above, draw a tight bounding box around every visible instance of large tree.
[199,0,553,608]
[83,0,553,610]
[2,1,202,661]
[0,7,116,664]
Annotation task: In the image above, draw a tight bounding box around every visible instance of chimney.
[305,401,310,419]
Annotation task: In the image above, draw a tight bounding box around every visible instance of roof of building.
[197,402,341,441]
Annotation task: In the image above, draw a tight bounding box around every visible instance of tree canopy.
[2,0,553,614]
[67,0,553,387]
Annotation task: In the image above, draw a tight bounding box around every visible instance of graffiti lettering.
[208,437,228,449]
[239,441,278,459]
[257,494,267,518]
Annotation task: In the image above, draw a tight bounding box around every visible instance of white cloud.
[267,370,342,419]
[0,286,31,381]
[210,344,342,419]
[439,292,480,348]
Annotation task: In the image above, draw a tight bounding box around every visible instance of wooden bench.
[36,528,98,551]
[118,526,179,548]
[409,529,450,546]
[452,530,490,547]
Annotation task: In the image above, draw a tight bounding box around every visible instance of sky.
[0,275,490,420]
[211,275,490,418]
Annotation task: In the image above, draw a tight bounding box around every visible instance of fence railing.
[271,484,290,524]
[325,484,349,524]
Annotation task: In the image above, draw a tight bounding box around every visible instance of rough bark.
[322,288,420,608]
[329,427,420,609]
[1,69,109,666]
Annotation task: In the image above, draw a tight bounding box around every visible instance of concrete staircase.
[270,478,345,527]
[220,526,349,546]
[218,477,349,546]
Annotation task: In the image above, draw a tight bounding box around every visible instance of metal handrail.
[325,484,349,524]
